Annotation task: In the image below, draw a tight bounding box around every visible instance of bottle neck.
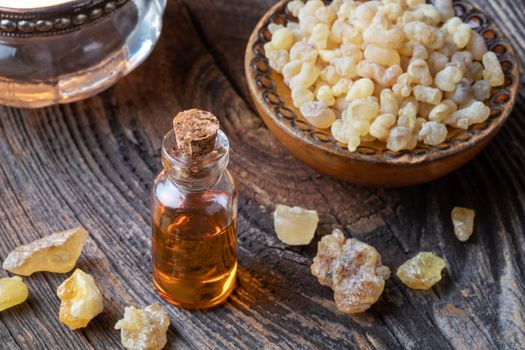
[161,129,229,192]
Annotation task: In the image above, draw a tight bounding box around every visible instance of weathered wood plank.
[0,0,523,349]
[182,0,525,349]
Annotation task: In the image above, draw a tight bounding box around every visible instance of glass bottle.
[151,123,238,309]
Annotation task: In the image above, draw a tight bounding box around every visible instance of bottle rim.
[162,129,229,164]
[161,129,230,190]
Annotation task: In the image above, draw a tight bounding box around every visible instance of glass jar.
[0,0,167,108]
[151,129,238,309]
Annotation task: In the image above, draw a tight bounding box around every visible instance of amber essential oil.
[152,202,237,308]
[151,110,238,309]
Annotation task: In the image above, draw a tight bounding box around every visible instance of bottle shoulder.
[152,170,237,210]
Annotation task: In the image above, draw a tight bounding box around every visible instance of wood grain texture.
[0,0,524,349]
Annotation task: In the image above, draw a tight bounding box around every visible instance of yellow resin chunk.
[115,304,170,350]
[57,269,104,330]
[396,252,446,290]
[2,227,89,276]
[274,204,319,246]
[0,276,29,312]
[451,207,475,241]
[311,229,390,314]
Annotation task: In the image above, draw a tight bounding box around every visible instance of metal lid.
[0,0,129,37]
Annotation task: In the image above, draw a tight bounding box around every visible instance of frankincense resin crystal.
[57,269,104,330]
[115,304,170,350]
[451,207,475,241]
[274,204,319,245]
[0,276,29,312]
[2,227,89,276]
[311,229,390,314]
[396,252,446,290]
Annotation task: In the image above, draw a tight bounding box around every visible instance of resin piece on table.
[0,276,29,312]
[115,304,170,350]
[451,207,475,241]
[396,252,446,290]
[2,227,89,276]
[57,269,104,330]
[274,204,320,246]
[311,229,390,314]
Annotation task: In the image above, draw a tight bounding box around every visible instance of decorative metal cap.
[0,0,129,37]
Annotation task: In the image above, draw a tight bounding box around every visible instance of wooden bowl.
[245,0,519,187]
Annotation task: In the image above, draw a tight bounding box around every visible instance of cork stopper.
[172,109,220,158]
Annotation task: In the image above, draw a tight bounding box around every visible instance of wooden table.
[0,0,524,349]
